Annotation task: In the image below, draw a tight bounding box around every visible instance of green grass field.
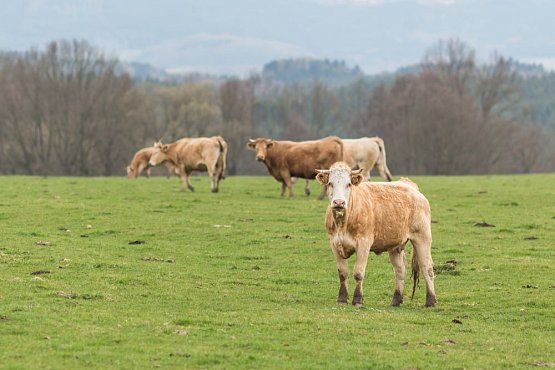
[0,174,554,369]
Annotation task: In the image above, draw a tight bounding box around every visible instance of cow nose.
[333,199,345,208]
[256,156,264,161]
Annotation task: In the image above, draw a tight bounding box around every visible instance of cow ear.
[315,172,329,185]
[351,173,364,186]
[162,144,169,152]
[266,141,274,149]
[247,140,256,149]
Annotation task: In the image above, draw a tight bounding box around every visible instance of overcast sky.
[2,0,555,75]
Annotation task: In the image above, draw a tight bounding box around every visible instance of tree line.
[1,39,554,176]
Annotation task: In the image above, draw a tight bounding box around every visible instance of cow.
[247,136,343,199]
[126,146,176,178]
[315,162,436,307]
[343,137,392,181]
[149,136,228,193]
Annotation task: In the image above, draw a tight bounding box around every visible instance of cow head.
[316,162,364,212]
[126,165,136,178]
[247,138,274,162]
[149,141,169,167]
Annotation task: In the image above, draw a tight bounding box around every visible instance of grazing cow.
[149,136,228,192]
[126,146,176,178]
[316,162,436,307]
[343,137,393,181]
[247,136,343,199]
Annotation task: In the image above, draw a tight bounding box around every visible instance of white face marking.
[327,166,352,210]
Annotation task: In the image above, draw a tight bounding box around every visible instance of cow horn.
[314,169,330,174]
[249,139,256,143]
[351,168,364,175]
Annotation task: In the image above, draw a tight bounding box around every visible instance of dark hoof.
[352,297,363,307]
[305,189,311,196]
[211,188,219,193]
[391,290,403,307]
[189,188,195,192]
[425,294,437,307]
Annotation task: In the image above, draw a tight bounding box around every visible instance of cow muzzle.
[332,199,346,209]
[256,156,265,162]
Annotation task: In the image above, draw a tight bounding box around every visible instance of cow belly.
[185,163,207,172]
[371,238,406,255]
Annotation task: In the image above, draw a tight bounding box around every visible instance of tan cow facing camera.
[316,162,436,307]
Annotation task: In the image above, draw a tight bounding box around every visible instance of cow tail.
[374,137,393,181]
[411,246,420,300]
[215,136,227,180]
[337,137,344,162]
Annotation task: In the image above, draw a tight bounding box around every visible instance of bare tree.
[422,38,476,96]
[0,40,150,175]
[219,77,257,175]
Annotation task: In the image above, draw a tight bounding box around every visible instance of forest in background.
[0,39,554,176]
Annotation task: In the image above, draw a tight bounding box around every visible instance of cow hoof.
[425,294,436,307]
[211,188,219,193]
[305,189,311,196]
[353,303,363,308]
[391,291,403,306]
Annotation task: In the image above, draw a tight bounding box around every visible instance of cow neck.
[165,142,180,166]
[263,144,278,167]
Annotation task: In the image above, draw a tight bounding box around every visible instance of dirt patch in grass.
[475,222,495,227]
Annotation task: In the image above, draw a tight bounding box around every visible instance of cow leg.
[180,171,195,192]
[332,245,349,304]
[146,167,152,178]
[214,162,222,191]
[304,180,311,196]
[388,244,407,307]
[281,173,294,197]
[208,164,218,193]
[165,162,174,178]
[136,163,145,178]
[280,182,287,197]
[352,241,371,307]
[412,234,436,307]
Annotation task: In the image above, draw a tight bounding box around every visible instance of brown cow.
[316,162,436,307]
[149,136,227,192]
[247,136,343,199]
[126,146,176,178]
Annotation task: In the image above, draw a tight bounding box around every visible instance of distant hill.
[262,58,365,86]
[120,62,170,82]
[120,57,555,129]
[121,62,227,85]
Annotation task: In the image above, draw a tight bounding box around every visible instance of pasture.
[0,174,554,369]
